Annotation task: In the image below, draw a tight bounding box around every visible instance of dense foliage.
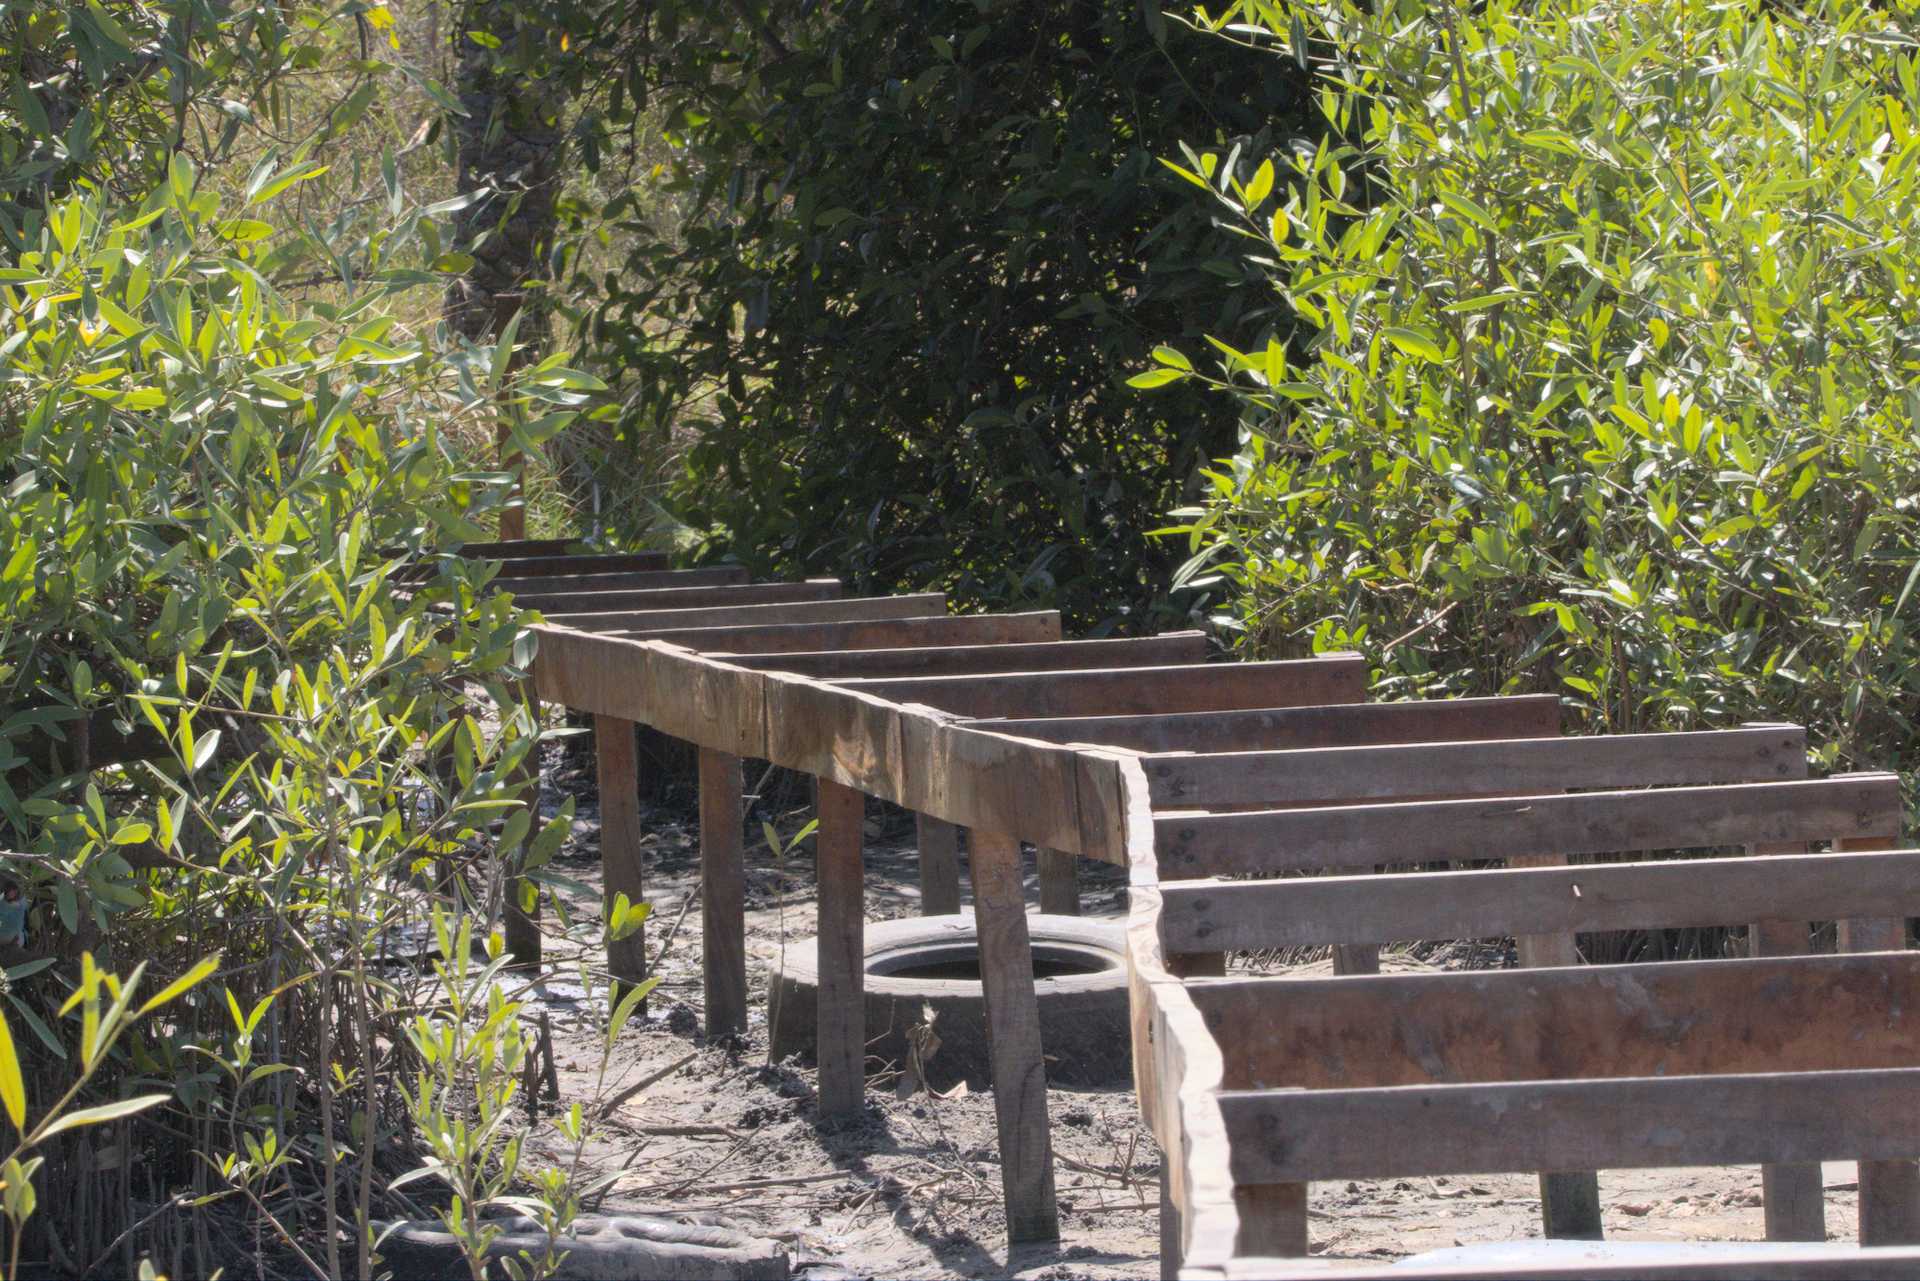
[0,2,629,1273]
[565,0,1315,629]
[1154,0,1920,804]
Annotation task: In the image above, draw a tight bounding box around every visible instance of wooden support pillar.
[1509,851,1604,1240]
[503,678,543,967]
[916,813,962,916]
[596,715,648,1009]
[1330,944,1379,975]
[969,829,1060,1243]
[1840,831,1920,1246]
[700,747,747,1037]
[1037,847,1079,916]
[816,778,867,1118]
[1749,838,1826,1242]
[1234,1182,1309,1258]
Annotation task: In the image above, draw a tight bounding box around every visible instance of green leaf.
[140,955,220,1016]
[1381,327,1446,362]
[0,1008,24,1133]
[1127,368,1186,389]
[36,1094,172,1140]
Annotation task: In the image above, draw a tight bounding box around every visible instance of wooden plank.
[596,715,649,1007]
[1234,1183,1307,1259]
[1154,773,1904,878]
[905,724,1093,860]
[720,633,1208,678]
[513,579,842,614]
[762,672,909,800]
[815,779,867,1118]
[494,566,748,595]
[968,829,1059,1242]
[454,537,579,558]
[1158,848,1920,953]
[699,748,748,1037]
[979,694,1561,753]
[1143,726,1807,809]
[916,814,962,916]
[554,593,947,633]
[1038,848,1079,915]
[839,656,1366,720]
[1219,1068,1920,1184]
[1840,829,1920,1247]
[1220,1245,1920,1280]
[490,551,670,577]
[621,611,1060,655]
[1191,951,1920,1090]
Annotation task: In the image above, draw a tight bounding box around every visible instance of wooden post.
[969,828,1060,1242]
[596,715,648,1009]
[917,813,963,916]
[1234,1183,1309,1257]
[1330,945,1380,975]
[1510,851,1604,1240]
[1749,838,1826,1241]
[1839,831,1920,1246]
[700,748,747,1037]
[816,778,867,1118]
[503,678,543,967]
[1038,847,1079,916]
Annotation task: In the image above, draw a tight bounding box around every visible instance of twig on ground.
[593,1050,698,1120]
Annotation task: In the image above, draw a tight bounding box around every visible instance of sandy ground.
[510,740,1875,1279]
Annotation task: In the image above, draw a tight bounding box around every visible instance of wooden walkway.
[458,542,1920,1272]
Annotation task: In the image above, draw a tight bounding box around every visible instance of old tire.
[768,912,1129,1090]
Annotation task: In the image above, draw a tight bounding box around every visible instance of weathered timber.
[1218,1068,1920,1188]
[969,829,1059,1242]
[1188,951,1920,1090]
[1142,726,1806,809]
[839,657,1366,720]
[1153,772,1904,877]
[596,715,648,1006]
[620,611,1060,655]
[514,579,843,614]
[489,551,669,577]
[552,593,947,634]
[1156,848,1920,952]
[1038,848,1079,915]
[979,694,1561,753]
[815,778,866,1118]
[915,814,962,916]
[700,749,748,1036]
[498,566,748,596]
[720,633,1207,678]
[1840,830,1920,1246]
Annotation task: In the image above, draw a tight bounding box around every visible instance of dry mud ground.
[515,743,1875,1279]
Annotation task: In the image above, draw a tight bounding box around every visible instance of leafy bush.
[563,0,1316,629]
[1155,0,1920,808]
[0,1,629,1271]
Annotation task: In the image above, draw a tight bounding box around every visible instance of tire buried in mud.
[768,913,1130,1091]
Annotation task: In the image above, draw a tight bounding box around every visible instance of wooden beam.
[969,829,1059,1242]
[916,814,962,916]
[1840,829,1920,1246]
[838,656,1367,720]
[1038,848,1078,915]
[451,537,578,558]
[1218,1067,1920,1184]
[700,748,748,1037]
[502,566,748,595]
[1143,726,1806,809]
[1217,1245,1920,1280]
[513,579,843,614]
[621,611,1061,655]
[596,715,648,1007]
[719,633,1208,679]
[1748,836,1824,1243]
[1154,773,1904,878]
[489,551,670,577]
[1157,848,1920,953]
[815,779,867,1118]
[1192,951,1920,1090]
[554,593,947,634]
[976,694,1561,753]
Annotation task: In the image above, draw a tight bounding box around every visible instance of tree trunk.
[445,2,569,540]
